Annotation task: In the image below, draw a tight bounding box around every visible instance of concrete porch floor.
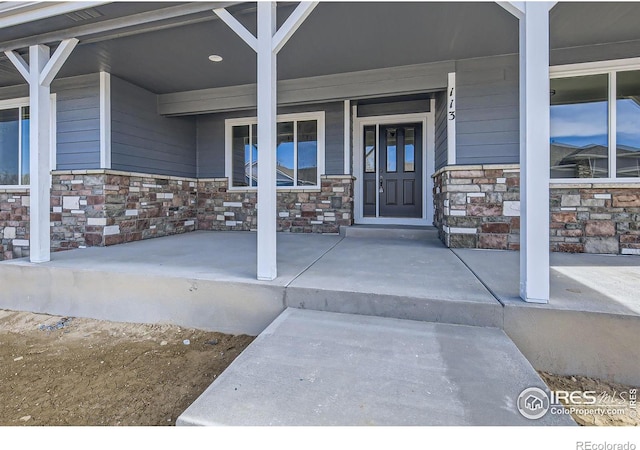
[0,228,638,386]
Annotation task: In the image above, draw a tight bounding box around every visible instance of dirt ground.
[0,310,253,426]
[1,310,637,426]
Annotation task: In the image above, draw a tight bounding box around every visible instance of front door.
[363,123,423,218]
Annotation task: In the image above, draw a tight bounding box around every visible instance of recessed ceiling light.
[208,54,223,62]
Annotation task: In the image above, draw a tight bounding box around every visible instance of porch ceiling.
[0,2,638,94]
[0,1,520,93]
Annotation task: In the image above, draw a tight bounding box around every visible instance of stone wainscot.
[434,164,640,255]
[0,188,30,261]
[0,170,354,260]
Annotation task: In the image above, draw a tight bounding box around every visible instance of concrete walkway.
[454,248,640,386]
[178,308,574,426]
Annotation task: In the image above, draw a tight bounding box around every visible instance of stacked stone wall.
[433,165,521,250]
[197,175,354,233]
[51,170,197,250]
[0,189,30,261]
[434,165,640,255]
[0,171,354,261]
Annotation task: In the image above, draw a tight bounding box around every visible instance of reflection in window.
[550,74,609,178]
[616,70,640,178]
[277,122,294,186]
[0,108,20,186]
[231,125,251,187]
[386,128,397,173]
[230,117,321,188]
[364,126,375,173]
[251,124,258,186]
[20,107,29,185]
[297,120,317,186]
[404,127,415,172]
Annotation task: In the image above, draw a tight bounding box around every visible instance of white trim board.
[550,57,640,78]
[99,71,111,169]
[353,111,435,226]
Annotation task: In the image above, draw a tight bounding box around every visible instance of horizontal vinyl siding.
[455,55,520,165]
[197,102,345,179]
[53,74,101,170]
[434,90,448,170]
[160,61,453,116]
[110,76,196,177]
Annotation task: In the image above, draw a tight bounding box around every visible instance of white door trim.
[353,109,435,226]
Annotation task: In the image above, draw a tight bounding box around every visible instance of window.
[550,62,640,180]
[226,112,325,189]
[0,99,30,186]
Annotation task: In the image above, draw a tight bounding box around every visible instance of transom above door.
[362,122,423,219]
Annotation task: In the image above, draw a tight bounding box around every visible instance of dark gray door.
[364,123,422,218]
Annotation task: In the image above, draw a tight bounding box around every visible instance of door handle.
[379,175,384,193]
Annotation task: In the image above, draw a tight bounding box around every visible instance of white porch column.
[498,1,554,303]
[28,45,52,263]
[256,1,278,280]
[214,2,318,281]
[519,2,553,303]
[5,39,78,263]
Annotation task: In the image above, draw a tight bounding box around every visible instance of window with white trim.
[0,99,30,186]
[550,64,640,179]
[225,111,325,189]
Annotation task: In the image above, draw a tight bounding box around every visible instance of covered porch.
[4,2,640,305]
[1,228,638,385]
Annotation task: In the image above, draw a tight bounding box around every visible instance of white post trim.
[29,44,52,263]
[50,93,57,175]
[4,50,30,80]
[518,2,553,303]
[497,1,525,19]
[212,7,258,52]
[100,71,111,169]
[343,99,350,175]
[256,1,278,280]
[39,38,79,87]
[214,2,316,281]
[447,72,456,165]
[271,1,319,54]
[608,71,617,179]
[6,41,76,263]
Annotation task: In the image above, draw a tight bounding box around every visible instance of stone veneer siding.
[0,189,30,261]
[0,171,354,261]
[197,175,354,233]
[51,170,198,250]
[433,164,640,255]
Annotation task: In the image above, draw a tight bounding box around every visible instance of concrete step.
[342,225,438,240]
[177,309,575,426]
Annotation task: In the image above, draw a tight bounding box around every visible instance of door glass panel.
[297,120,317,186]
[404,127,415,172]
[616,70,640,178]
[550,74,609,178]
[276,122,294,186]
[0,108,20,185]
[386,128,397,173]
[364,126,375,173]
[21,106,29,184]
